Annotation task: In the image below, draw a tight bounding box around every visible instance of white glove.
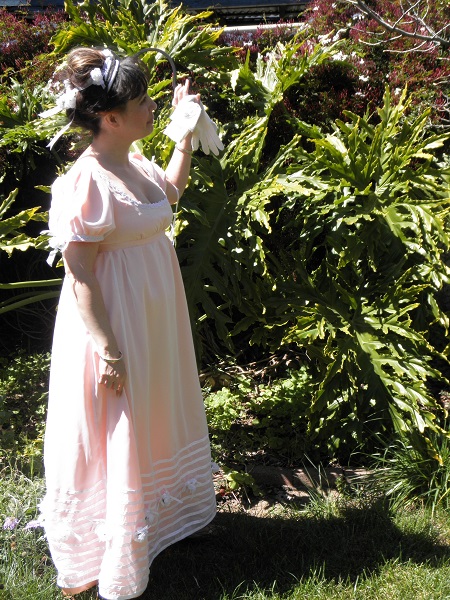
[163,95,202,144]
[164,95,224,156]
[191,101,224,156]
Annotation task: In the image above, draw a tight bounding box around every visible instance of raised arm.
[164,80,200,203]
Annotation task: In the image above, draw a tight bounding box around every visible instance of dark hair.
[61,47,150,136]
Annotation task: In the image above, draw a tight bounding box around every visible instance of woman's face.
[119,93,158,140]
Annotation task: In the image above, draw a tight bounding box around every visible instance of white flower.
[332,51,348,61]
[359,74,369,82]
[161,492,183,506]
[161,492,172,506]
[145,509,156,525]
[318,34,332,46]
[160,491,182,506]
[90,67,105,88]
[48,80,78,113]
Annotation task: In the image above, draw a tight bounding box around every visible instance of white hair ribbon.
[39,50,121,150]
[39,80,78,119]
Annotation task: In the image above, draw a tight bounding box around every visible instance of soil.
[212,463,370,517]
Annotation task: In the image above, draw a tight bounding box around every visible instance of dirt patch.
[213,464,371,517]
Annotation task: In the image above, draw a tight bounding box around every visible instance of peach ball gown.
[41,152,216,600]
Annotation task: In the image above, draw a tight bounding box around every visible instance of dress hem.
[96,507,217,600]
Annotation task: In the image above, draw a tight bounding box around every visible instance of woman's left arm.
[164,80,199,204]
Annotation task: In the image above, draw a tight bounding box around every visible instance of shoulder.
[54,155,104,184]
[129,152,166,187]
[48,155,116,241]
[129,151,153,169]
[52,156,108,199]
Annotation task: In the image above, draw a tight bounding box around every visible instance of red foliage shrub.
[301,0,450,125]
[0,9,65,77]
[219,21,297,64]
[221,0,450,127]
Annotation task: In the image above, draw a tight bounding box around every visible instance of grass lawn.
[2,468,450,600]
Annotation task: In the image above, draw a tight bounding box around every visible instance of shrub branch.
[343,0,450,50]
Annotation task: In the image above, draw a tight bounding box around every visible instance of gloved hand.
[164,95,202,144]
[164,95,224,156]
[191,100,224,156]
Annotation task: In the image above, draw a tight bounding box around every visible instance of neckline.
[102,173,168,209]
[79,153,168,208]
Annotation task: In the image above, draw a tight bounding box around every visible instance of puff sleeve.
[47,164,115,264]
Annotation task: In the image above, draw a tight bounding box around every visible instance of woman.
[41,47,217,599]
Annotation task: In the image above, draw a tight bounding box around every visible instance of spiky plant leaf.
[261,87,450,457]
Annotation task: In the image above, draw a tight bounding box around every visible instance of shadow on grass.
[144,502,450,599]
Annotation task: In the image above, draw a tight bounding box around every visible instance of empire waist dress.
[42,152,217,600]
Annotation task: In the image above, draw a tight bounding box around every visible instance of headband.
[135,47,178,91]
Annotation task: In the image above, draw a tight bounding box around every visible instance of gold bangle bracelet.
[175,145,193,156]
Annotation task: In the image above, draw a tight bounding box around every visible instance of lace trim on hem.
[98,583,148,600]
[46,482,215,556]
[57,577,99,590]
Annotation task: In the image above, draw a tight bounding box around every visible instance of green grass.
[2,467,450,600]
[361,429,450,515]
[3,353,450,598]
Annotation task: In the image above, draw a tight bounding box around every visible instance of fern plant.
[0,187,61,314]
[266,88,450,458]
[166,39,339,359]
[1,0,237,319]
[50,0,236,95]
[0,80,57,179]
[0,79,63,315]
[48,1,338,361]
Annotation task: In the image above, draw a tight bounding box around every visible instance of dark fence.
[170,0,310,24]
[0,0,310,23]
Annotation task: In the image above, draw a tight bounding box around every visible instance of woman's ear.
[102,110,121,130]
